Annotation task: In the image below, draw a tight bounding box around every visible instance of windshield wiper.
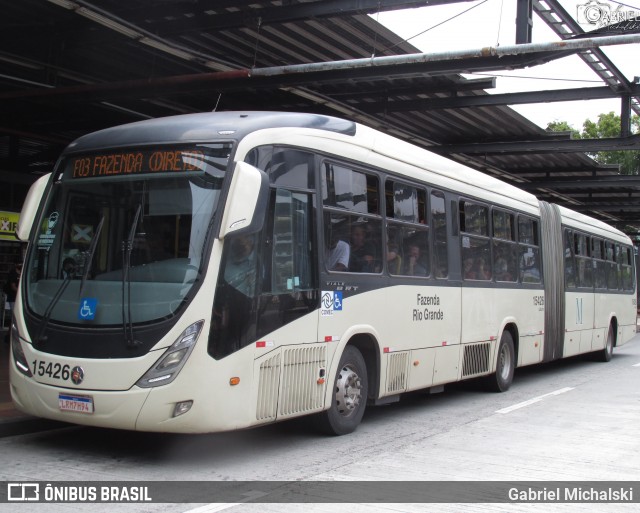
[35,263,76,347]
[122,204,142,348]
[78,216,105,299]
[35,214,104,346]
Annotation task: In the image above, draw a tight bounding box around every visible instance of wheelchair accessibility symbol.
[78,298,97,320]
[333,291,343,311]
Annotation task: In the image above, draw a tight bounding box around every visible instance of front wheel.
[318,346,368,436]
[486,331,515,392]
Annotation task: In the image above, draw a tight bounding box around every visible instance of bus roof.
[65,111,356,153]
[557,204,631,244]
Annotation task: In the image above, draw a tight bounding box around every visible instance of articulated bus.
[10,112,637,435]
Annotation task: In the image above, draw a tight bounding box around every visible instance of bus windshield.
[24,143,232,328]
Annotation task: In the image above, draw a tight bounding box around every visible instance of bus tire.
[596,324,614,362]
[318,345,368,436]
[486,331,515,392]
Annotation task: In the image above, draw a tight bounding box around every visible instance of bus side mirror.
[218,162,269,238]
[16,173,51,241]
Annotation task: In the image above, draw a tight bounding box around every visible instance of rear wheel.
[596,324,614,362]
[318,345,368,436]
[486,331,515,392]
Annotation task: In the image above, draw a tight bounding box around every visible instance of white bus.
[10,112,637,435]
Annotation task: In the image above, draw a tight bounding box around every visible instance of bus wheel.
[486,331,515,392]
[318,345,368,436]
[596,324,614,362]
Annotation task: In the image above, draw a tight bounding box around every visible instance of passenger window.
[462,236,491,280]
[431,191,448,279]
[245,146,315,189]
[592,238,606,289]
[518,216,541,284]
[518,217,539,246]
[387,225,429,277]
[605,241,618,290]
[460,201,488,236]
[621,246,635,291]
[493,210,514,241]
[574,233,592,288]
[386,180,429,277]
[564,230,576,289]
[323,162,379,214]
[493,209,517,282]
[322,162,382,273]
[461,200,490,280]
[385,181,426,224]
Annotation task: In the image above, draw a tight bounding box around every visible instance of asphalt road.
[1,335,639,513]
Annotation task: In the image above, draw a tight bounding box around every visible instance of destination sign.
[70,148,207,179]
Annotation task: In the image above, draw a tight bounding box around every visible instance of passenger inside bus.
[387,242,402,274]
[349,223,376,272]
[324,220,350,272]
[224,234,258,296]
[404,242,428,276]
[463,256,476,279]
[476,257,492,280]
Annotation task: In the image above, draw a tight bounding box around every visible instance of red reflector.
[256,341,266,348]
[383,347,390,353]
[324,336,332,342]
[442,341,447,346]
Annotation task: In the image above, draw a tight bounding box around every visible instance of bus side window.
[605,241,618,290]
[592,238,606,289]
[460,200,490,281]
[323,161,382,274]
[518,216,541,284]
[564,229,576,288]
[431,191,448,278]
[385,180,429,277]
[493,209,517,282]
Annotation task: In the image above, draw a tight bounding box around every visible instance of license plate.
[58,393,94,414]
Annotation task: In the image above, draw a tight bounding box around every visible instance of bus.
[9,111,637,435]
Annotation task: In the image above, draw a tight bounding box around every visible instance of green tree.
[546,112,640,175]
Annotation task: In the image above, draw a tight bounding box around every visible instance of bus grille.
[386,351,409,393]
[256,353,281,421]
[279,346,327,416]
[462,342,491,377]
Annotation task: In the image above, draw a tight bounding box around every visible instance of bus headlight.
[136,320,204,388]
[11,323,33,377]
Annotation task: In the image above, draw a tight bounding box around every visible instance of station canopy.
[1,0,639,234]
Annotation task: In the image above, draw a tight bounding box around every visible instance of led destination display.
[70,148,207,178]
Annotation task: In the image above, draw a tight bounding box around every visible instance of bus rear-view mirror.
[218,161,269,238]
[17,172,51,241]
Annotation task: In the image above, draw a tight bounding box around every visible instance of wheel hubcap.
[499,344,512,380]
[335,364,362,417]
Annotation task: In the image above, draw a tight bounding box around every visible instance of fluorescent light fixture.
[140,37,195,60]
[47,0,77,9]
[75,7,141,39]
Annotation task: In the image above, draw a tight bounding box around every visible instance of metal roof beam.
[326,77,497,99]
[518,176,640,190]
[357,84,640,112]
[567,203,640,213]
[533,0,640,115]
[140,0,476,35]
[434,134,640,154]
[503,164,620,175]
